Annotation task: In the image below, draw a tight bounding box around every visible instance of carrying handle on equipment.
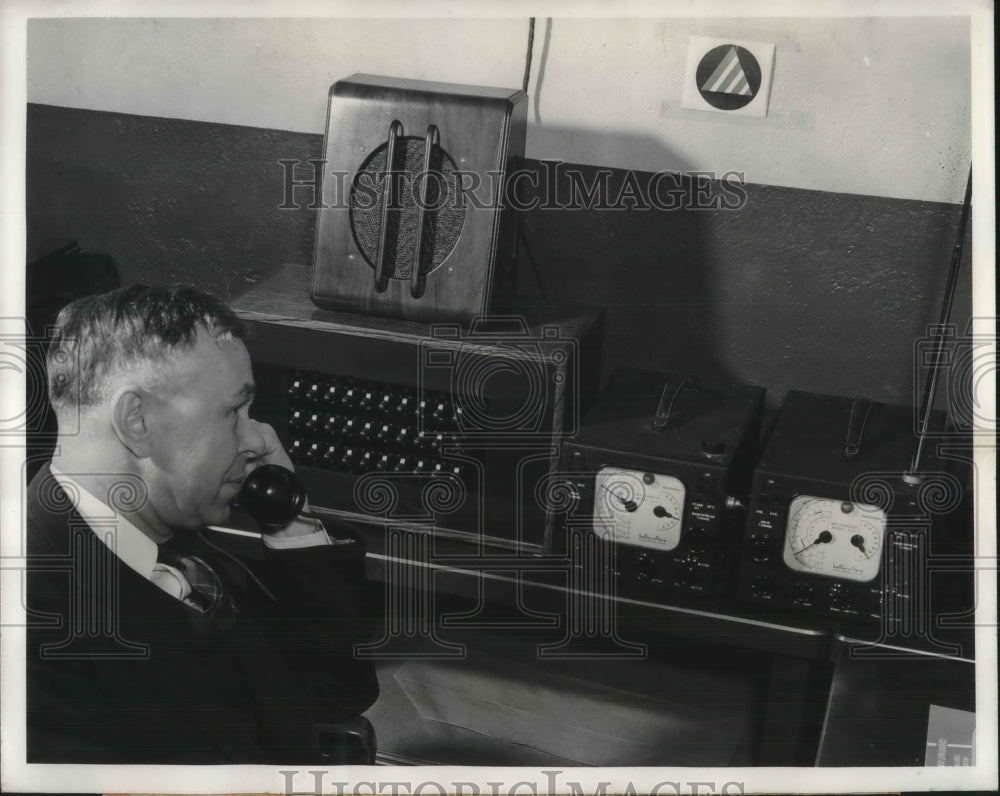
[843,398,872,460]
[410,124,440,299]
[652,377,696,431]
[373,120,404,293]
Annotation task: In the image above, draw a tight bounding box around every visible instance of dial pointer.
[792,529,833,558]
[601,484,638,513]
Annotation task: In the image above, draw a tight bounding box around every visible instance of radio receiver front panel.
[312,74,527,323]
[552,368,765,606]
[737,391,973,626]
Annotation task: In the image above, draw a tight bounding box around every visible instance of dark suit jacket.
[25,463,379,764]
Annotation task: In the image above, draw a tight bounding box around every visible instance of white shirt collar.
[48,463,160,581]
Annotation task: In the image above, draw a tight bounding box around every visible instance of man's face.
[142,327,263,530]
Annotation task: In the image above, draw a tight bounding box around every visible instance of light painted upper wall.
[27,16,971,203]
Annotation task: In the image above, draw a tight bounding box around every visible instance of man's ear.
[110,386,153,458]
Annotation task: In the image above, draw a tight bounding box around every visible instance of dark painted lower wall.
[26,103,973,416]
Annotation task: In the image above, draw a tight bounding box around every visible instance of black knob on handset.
[238,464,307,528]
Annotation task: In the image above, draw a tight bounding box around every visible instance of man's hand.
[248,419,295,472]
[246,419,312,517]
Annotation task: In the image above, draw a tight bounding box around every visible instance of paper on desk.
[393,654,747,766]
[925,703,976,766]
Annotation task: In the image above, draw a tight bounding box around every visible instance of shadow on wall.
[25,104,318,300]
[507,127,738,394]
[511,125,972,415]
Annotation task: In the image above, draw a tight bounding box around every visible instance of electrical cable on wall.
[518,16,548,300]
[522,17,535,93]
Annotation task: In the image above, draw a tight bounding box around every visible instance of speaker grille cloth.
[350,138,467,280]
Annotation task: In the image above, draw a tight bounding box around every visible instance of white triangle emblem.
[700,46,753,96]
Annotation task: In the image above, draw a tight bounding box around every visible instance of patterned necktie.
[155,540,236,619]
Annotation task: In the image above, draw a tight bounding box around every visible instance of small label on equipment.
[925,704,975,766]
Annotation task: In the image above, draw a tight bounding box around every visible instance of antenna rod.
[906,166,973,481]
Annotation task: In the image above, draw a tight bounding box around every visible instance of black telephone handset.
[238,464,308,528]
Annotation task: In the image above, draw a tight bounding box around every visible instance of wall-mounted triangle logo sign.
[682,37,775,118]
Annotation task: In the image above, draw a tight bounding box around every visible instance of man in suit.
[25,284,379,764]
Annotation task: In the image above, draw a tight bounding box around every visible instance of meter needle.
[850,534,873,558]
[792,530,833,558]
[601,485,638,512]
[653,505,676,520]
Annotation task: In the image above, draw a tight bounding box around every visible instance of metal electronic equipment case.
[236,264,601,554]
[737,390,971,625]
[551,368,765,603]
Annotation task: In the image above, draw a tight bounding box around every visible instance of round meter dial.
[592,467,685,551]
[782,495,886,582]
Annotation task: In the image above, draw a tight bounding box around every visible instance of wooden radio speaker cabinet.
[311,74,528,324]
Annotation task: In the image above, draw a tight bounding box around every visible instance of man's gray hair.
[47,284,246,410]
